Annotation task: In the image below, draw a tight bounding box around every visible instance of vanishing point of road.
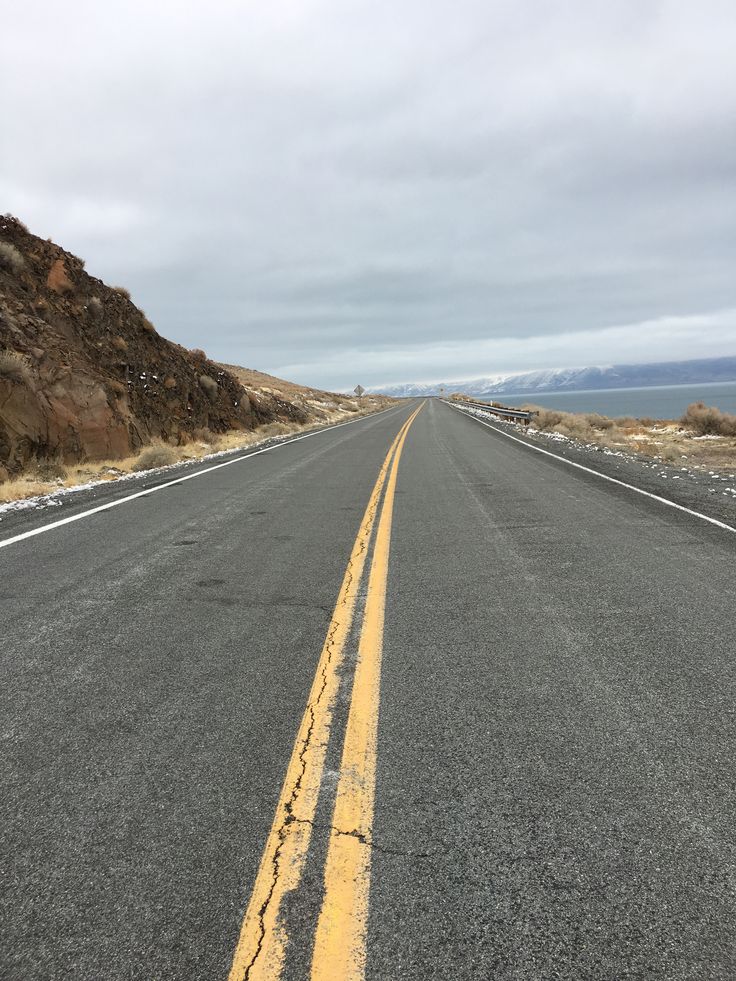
[2,398,735,980]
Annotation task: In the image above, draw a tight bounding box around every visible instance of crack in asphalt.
[293,818,438,859]
[242,482,385,978]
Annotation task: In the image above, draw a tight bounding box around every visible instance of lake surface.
[500,381,736,419]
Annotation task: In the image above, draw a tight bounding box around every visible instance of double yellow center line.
[228,404,423,981]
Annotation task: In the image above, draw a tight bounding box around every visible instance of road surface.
[2,399,735,980]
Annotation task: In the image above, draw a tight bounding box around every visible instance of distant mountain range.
[372,356,736,399]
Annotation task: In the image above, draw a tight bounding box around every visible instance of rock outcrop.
[0,215,297,476]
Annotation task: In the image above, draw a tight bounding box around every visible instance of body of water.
[500,381,736,419]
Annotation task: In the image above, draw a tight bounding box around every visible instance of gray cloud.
[3,0,736,390]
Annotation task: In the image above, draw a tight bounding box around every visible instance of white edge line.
[0,404,405,550]
[444,400,736,536]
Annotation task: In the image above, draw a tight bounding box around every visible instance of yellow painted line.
[311,403,423,981]
[228,408,420,981]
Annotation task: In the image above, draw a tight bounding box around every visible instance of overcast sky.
[4,0,736,390]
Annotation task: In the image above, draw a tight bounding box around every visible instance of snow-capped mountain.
[372,356,736,398]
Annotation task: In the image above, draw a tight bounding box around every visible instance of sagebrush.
[199,375,218,400]
[681,402,736,437]
[133,443,178,471]
[0,241,25,273]
[0,349,31,382]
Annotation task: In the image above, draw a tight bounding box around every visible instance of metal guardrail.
[448,398,537,425]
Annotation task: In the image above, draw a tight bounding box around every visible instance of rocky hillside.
[0,215,287,479]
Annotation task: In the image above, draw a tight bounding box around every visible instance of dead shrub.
[585,413,614,430]
[528,406,566,432]
[526,406,564,430]
[141,317,156,334]
[133,443,178,471]
[34,460,68,481]
[199,374,218,400]
[111,336,128,352]
[0,349,31,383]
[113,286,131,300]
[109,380,126,395]
[657,445,681,463]
[528,406,627,442]
[553,419,594,440]
[681,402,736,437]
[257,421,293,437]
[163,376,177,390]
[190,348,207,360]
[88,296,103,319]
[0,241,25,273]
[190,426,222,451]
[191,426,215,443]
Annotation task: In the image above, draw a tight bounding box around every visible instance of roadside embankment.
[0,392,394,509]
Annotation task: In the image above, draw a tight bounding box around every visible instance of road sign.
[354,385,365,397]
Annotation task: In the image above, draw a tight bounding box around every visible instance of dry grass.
[111,336,128,352]
[518,402,736,470]
[112,286,131,300]
[452,395,736,471]
[257,421,294,437]
[0,419,306,502]
[0,478,55,502]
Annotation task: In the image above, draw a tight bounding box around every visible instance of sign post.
[353,385,365,397]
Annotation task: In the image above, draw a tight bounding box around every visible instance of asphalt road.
[2,398,735,980]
